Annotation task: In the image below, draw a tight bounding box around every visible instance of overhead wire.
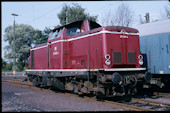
[27,2,115,25]
[27,5,62,25]
[87,3,116,14]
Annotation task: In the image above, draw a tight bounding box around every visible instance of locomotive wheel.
[73,84,79,94]
[130,87,137,95]
[136,84,143,96]
[96,91,105,100]
[123,94,132,102]
[28,75,33,82]
[73,84,83,95]
[32,77,39,86]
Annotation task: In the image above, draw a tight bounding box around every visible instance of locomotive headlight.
[139,59,143,65]
[105,59,111,65]
[138,55,143,65]
[138,55,143,60]
[105,54,111,60]
[105,54,111,65]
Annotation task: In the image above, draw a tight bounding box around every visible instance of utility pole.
[11,13,18,74]
[66,6,69,24]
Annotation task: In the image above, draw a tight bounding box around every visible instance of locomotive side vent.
[81,60,85,65]
[128,52,136,63]
[64,61,67,65]
[113,52,122,63]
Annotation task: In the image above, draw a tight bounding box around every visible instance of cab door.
[47,42,52,69]
[47,32,56,69]
[50,28,64,69]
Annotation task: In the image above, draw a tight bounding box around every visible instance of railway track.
[154,92,170,98]
[2,77,170,111]
[129,98,170,111]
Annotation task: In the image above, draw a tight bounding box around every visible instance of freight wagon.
[134,19,170,88]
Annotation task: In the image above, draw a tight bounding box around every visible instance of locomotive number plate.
[120,35,128,38]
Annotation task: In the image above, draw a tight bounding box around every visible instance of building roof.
[133,19,170,36]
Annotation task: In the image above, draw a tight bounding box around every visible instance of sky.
[1,1,169,60]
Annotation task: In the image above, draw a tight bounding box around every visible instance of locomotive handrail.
[25,68,146,72]
[103,68,146,71]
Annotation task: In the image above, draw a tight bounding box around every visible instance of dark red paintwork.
[30,19,141,70]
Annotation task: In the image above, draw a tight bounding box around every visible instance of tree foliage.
[57,3,98,25]
[1,58,13,71]
[2,58,7,70]
[3,24,41,71]
[32,27,51,45]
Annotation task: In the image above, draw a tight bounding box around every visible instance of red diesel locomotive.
[26,19,152,99]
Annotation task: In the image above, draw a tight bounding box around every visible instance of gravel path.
[2,82,126,112]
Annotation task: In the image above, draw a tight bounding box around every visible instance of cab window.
[49,32,57,40]
[57,29,63,37]
[66,27,81,36]
[48,28,63,40]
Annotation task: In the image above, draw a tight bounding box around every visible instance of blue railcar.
[134,19,170,88]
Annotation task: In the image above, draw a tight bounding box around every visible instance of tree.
[2,58,7,71]
[32,27,51,45]
[160,3,170,20]
[4,62,13,71]
[114,3,134,27]
[102,3,134,27]
[102,10,113,26]
[2,57,13,71]
[57,3,98,25]
[3,24,40,71]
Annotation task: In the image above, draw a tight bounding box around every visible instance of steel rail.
[132,98,170,108]
[155,92,170,98]
[104,100,155,111]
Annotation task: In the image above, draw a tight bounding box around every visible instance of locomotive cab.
[101,26,143,69]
